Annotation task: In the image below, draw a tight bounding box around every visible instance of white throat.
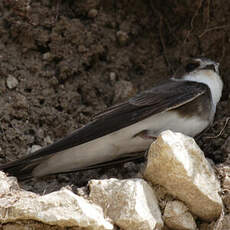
[183,70,223,107]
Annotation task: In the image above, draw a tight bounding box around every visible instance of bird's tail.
[0,155,50,180]
[0,151,146,180]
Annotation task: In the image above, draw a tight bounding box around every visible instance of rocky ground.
[0,0,230,215]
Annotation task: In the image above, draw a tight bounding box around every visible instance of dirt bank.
[0,0,230,194]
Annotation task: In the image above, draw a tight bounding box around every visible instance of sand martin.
[0,57,223,179]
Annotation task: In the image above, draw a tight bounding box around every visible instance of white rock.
[163,200,196,230]
[218,165,230,190]
[0,172,19,194]
[42,52,52,61]
[44,135,53,145]
[30,145,42,153]
[0,173,113,229]
[88,8,98,18]
[89,178,163,230]
[6,75,18,89]
[144,130,223,221]
[223,176,230,190]
[27,145,42,155]
[109,72,116,82]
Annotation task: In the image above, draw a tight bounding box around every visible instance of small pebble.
[6,75,18,89]
[116,31,129,46]
[27,145,42,155]
[42,52,52,61]
[223,176,230,190]
[109,72,116,82]
[88,9,98,18]
[44,136,53,145]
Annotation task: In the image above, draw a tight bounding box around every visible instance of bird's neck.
[183,70,223,107]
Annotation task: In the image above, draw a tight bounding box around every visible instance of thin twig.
[159,16,171,70]
[42,185,48,195]
[207,0,210,25]
[183,0,204,45]
[55,0,60,22]
[149,0,171,72]
[199,25,230,38]
[204,117,230,139]
[203,0,210,27]
[220,33,226,63]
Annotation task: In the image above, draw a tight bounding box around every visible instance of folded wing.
[0,80,209,179]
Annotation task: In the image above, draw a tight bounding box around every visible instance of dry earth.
[0,1,230,228]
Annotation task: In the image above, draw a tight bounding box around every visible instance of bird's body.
[0,58,223,179]
[33,110,209,177]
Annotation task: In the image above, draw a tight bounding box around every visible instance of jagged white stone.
[89,178,163,230]
[163,200,197,230]
[144,130,223,221]
[0,172,19,194]
[6,75,18,89]
[0,172,113,230]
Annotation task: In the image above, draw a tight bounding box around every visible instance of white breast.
[183,70,223,108]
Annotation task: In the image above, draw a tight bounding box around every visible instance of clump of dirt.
[0,0,230,196]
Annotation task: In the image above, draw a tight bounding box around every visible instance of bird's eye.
[185,62,200,72]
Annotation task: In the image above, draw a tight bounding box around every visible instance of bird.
[0,57,223,180]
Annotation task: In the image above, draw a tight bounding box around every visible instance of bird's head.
[174,57,220,79]
[173,57,223,107]
[184,57,220,75]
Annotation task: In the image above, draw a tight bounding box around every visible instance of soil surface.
[0,0,230,197]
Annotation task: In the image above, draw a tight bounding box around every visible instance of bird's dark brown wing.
[0,80,209,175]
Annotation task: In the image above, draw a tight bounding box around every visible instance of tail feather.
[0,151,146,180]
[0,156,50,180]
